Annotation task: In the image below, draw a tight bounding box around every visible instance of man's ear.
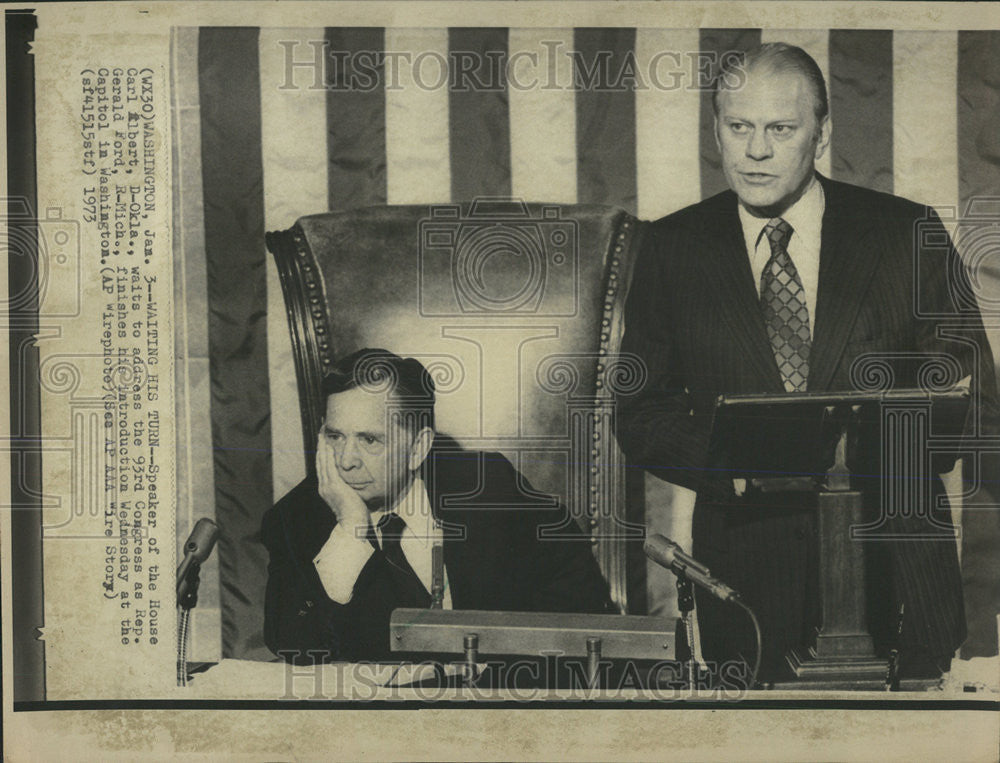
[713,115,722,155]
[407,427,435,472]
[815,114,831,162]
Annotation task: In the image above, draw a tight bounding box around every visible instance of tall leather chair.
[265,200,646,613]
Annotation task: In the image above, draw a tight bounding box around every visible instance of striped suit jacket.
[617,174,999,679]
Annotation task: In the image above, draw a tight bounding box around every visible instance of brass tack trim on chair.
[266,221,337,459]
[291,232,333,367]
[589,211,639,613]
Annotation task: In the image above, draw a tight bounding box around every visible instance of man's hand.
[316,434,371,539]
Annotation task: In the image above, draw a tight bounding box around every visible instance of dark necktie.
[376,513,431,606]
[759,218,811,392]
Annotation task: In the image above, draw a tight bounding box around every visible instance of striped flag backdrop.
[170,27,1000,662]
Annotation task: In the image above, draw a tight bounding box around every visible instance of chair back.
[266,200,645,612]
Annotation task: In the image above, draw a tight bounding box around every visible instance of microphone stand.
[176,561,203,687]
[674,572,697,689]
[175,518,219,687]
[645,533,759,689]
[430,542,444,610]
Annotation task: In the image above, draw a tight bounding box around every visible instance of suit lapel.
[809,176,882,391]
[695,193,785,391]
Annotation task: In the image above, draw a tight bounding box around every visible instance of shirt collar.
[738,174,825,254]
[370,476,434,547]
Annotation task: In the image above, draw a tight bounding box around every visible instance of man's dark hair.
[322,348,436,432]
[713,42,829,123]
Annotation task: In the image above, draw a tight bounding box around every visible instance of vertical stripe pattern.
[173,26,221,661]
[958,32,1000,218]
[574,28,638,213]
[508,29,577,203]
[326,27,388,210]
[829,30,894,193]
[449,28,512,199]
[259,28,326,501]
[634,29,702,220]
[384,28,451,204]
[198,27,272,660]
[893,32,958,212]
[633,29,702,615]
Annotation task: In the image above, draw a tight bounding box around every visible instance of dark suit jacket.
[617,175,999,678]
[262,441,614,663]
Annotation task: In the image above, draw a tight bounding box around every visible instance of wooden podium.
[710,389,968,689]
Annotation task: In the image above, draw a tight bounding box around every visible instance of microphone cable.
[732,597,762,690]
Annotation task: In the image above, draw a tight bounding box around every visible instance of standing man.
[616,43,998,683]
[262,348,613,663]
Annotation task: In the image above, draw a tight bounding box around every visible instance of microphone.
[176,518,220,603]
[643,533,740,602]
[430,542,444,609]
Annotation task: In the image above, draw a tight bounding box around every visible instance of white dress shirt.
[312,476,452,608]
[738,177,826,333]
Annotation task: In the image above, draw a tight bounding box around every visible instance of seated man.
[262,348,614,663]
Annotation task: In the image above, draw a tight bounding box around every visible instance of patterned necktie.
[759,218,811,392]
[376,513,431,605]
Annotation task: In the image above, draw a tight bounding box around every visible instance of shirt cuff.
[313,522,374,604]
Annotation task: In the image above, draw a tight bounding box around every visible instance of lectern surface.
[710,388,968,477]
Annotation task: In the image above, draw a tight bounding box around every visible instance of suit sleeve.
[917,209,1000,656]
[261,501,346,663]
[615,222,718,495]
[485,456,615,614]
[529,517,616,615]
[915,209,1000,442]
